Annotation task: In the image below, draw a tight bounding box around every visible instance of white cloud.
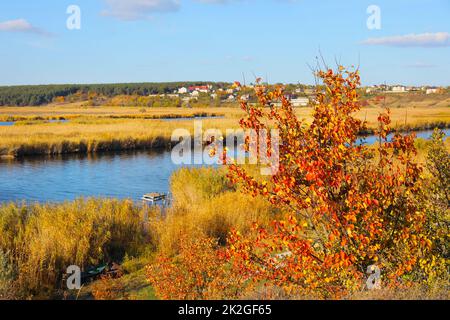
[0,19,51,36]
[101,0,180,21]
[362,32,450,48]
[101,0,295,21]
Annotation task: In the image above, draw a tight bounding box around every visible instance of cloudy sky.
[0,0,449,86]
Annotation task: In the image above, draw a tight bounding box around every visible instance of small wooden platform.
[142,193,166,202]
[142,193,172,207]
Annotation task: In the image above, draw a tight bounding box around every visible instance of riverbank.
[0,106,449,158]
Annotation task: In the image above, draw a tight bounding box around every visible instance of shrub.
[224,67,437,298]
[91,275,128,300]
[420,129,450,276]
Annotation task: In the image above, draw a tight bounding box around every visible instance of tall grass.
[0,106,449,158]
[0,117,242,157]
[0,198,149,298]
[154,167,278,254]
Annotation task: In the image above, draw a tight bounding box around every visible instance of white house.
[178,87,188,94]
[391,86,406,93]
[426,88,439,94]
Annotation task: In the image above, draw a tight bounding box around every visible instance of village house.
[189,85,209,93]
[426,87,439,94]
[390,86,406,93]
[178,87,188,94]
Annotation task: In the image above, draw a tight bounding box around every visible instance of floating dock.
[141,192,171,207]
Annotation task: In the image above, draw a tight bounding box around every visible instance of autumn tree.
[225,67,432,298]
[147,67,438,300]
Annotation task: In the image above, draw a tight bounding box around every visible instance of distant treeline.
[0,82,230,106]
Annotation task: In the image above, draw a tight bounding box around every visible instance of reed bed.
[0,117,243,157]
[0,106,448,158]
[0,198,150,298]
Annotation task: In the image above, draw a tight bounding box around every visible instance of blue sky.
[0,0,449,86]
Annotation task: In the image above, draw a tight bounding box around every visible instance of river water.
[0,128,448,203]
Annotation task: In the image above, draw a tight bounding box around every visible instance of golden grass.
[153,167,278,255]
[363,92,450,109]
[0,198,149,298]
[0,105,234,121]
[0,117,244,157]
[0,103,449,157]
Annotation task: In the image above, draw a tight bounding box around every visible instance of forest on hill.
[0,82,230,106]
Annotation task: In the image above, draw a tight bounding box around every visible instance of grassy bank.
[0,105,449,158]
[0,198,151,299]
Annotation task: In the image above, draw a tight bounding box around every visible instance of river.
[0,128,448,203]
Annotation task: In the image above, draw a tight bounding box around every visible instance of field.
[0,96,449,158]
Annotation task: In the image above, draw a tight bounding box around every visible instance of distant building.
[178,87,188,94]
[366,86,379,93]
[191,90,200,97]
[391,86,406,93]
[426,87,439,94]
[189,86,209,93]
[406,86,420,92]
